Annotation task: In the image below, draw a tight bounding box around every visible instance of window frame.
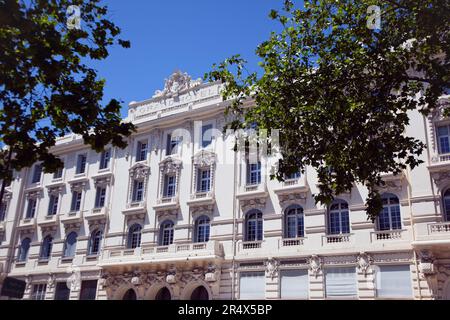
[245,210,263,242]
[94,186,107,208]
[88,229,102,255]
[136,140,148,162]
[195,215,210,243]
[47,194,59,216]
[284,205,305,239]
[159,220,174,246]
[18,237,31,262]
[26,198,37,219]
[377,193,402,231]
[31,164,42,184]
[127,224,142,249]
[70,190,82,212]
[246,161,262,186]
[39,235,53,260]
[63,232,78,258]
[99,148,111,170]
[75,153,87,175]
[327,199,350,235]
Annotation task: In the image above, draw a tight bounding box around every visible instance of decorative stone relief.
[241,198,266,212]
[308,255,323,278]
[153,70,202,98]
[264,258,279,280]
[418,250,436,276]
[204,263,219,282]
[279,192,308,209]
[356,252,373,276]
[431,171,450,188]
[191,205,214,217]
[69,181,87,192]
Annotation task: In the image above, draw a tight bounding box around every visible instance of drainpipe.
[231,139,238,300]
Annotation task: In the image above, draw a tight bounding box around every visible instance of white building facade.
[1,71,450,300]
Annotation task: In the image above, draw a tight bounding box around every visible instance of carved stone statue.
[356,252,373,276]
[308,255,323,278]
[153,70,202,98]
[265,258,279,280]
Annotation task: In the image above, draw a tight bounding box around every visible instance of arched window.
[18,238,31,262]
[443,189,450,221]
[195,215,210,243]
[127,224,142,249]
[63,232,78,257]
[88,229,102,255]
[378,193,401,230]
[284,205,304,238]
[40,235,53,260]
[190,286,209,300]
[327,199,350,234]
[155,287,171,300]
[160,220,174,246]
[245,210,263,242]
[122,288,137,300]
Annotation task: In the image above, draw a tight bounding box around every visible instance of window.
[31,164,42,183]
[99,149,111,170]
[325,267,358,299]
[376,265,412,299]
[284,205,304,238]
[239,272,265,299]
[40,235,53,260]
[201,124,213,148]
[48,195,58,216]
[163,174,176,198]
[166,133,182,155]
[88,229,102,255]
[31,284,47,300]
[79,280,98,300]
[26,198,37,219]
[245,210,263,242]
[377,193,401,231]
[285,171,301,180]
[18,238,31,262]
[136,140,148,162]
[54,282,70,300]
[280,269,308,299]
[195,216,210,243]
[53,166,63,179]
[94,187,106,208]
[160,220,174,246]
[63,232,78,258]
[131,180,144,202]
[70,191,82,212]
[197,169,211,193]
[122,288,137,300]
[76,154,87,174]
[127,224,142,249]
[442,189,450,221]
[246,161,261,185]
[437,125,450,154]
[327,199,350,235]
[0,202,7,221]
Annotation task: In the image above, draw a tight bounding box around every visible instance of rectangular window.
[132,180,144,202]
[79,280,98,300]
[70,191,82,212]
[94,187,106,208]
[166,134,182,155]
[54,282,70,300]
[47,195,59,216]
[99,149,111,170]
[136,141,148,162]
[325,267,357,299]
[53,166,63,179]
[31,164,42,183]
[201,124,213,148]
[437,125,450,154]
[280,269,309,299]
[0,202,7,221]
[31,284,47,300]
[286,171,301,180]
[76,154,87,174]
[26,198,37,219]
[376,265,412,299]
[239,272,265,299]
[246,161,261,185]
[197,169,211,193]
[164,175,176,197]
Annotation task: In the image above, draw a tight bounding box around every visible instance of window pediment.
[193,150,216,168]
[159,157,182,173]
[129,163,150,180]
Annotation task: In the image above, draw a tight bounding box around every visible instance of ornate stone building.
[0,71,450,300]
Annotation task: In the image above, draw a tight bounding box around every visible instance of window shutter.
[239,272,265,299]
[377,265,412,298]
[325,267,357,298]
[280,270,309,299]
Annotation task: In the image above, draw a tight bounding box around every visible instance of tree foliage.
[206,0,450,220]
[0,0,135,186]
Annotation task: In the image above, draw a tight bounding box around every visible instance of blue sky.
[90,0,284,117]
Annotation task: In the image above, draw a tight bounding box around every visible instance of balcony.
[17,217,37,231]
[236,183,268,201]
[99,240,223,268]
[187,191,215,207]
[86,207,108,223]
[412,222,450,250]
[370,229,404,242]
[279,238,305,247]
[60,210,84,225]
[123,200,147,217]
[37,214,59,228]
[428,222,450,234]
[322,234,352,245]
[153,196,179,211]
